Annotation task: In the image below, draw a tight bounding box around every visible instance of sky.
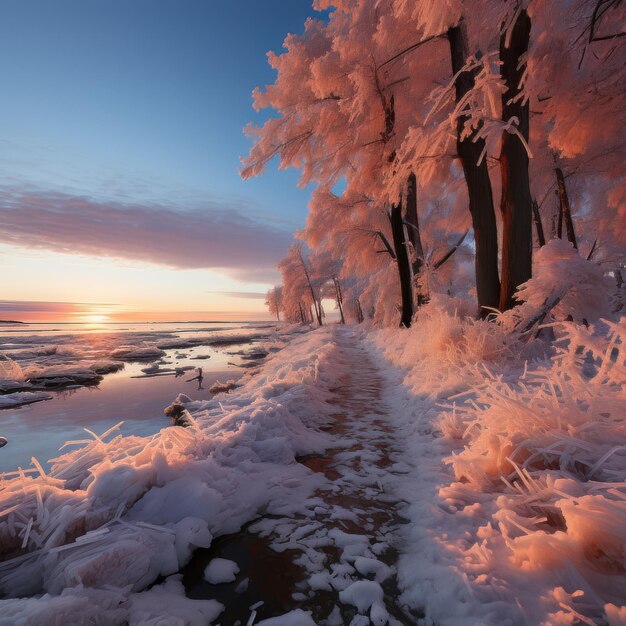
[0,0,321,322]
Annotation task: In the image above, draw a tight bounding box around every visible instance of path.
[182,328,420,625]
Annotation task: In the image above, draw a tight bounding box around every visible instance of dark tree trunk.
[390,202,414,327]
[405,172,428,306]
[355,298,364,324]
[405,172,425,273]
[298,248,323,326]
[447,22,501,318]
[498,9,532,312]
[555,167,578,249]
[298,302,306,325]
[333,277,345,324]
[532,199,546,247]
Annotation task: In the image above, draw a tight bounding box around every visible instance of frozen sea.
[0,320,277,472]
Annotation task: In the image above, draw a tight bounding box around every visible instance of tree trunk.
[532,199,546,247]
[555,167,578,249]
[355,298,364,324]
[390,202,414,327]
[333,277,346,324]
[298,248,323,326]
[405,172,428,306]
[447,22,500,317]
[498,9,532,312]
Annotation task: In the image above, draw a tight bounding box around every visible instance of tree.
[265,286,282,321]
[244,0,625,327]
[498,9,533,312]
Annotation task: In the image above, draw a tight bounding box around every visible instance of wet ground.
[181,331,422,625]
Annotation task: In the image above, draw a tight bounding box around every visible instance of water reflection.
[0,321,276,472]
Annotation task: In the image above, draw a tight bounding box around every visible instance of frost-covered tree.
[265,286,282,321]
[278,244,324,326]
[245,0,625,326]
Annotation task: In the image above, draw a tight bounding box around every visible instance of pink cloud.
[0,187,291,281]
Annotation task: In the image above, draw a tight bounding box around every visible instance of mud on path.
[182,329,421,625]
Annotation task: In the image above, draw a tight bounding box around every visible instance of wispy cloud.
[0,187,291,281]
[208,291,267,299]
[0,300,118,313]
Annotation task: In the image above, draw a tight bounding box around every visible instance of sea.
[0,320,278,472]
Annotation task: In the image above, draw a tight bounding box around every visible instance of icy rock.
[89,361,125,375]
[0,391,52,408]
[110,346,166,361]
[339,580,384,613]
[208,379,238,394]
[163,401,195,428]
[0,379,31,392]
[256,609,317,625]
[27,367,103,387]
[203,558,239,584]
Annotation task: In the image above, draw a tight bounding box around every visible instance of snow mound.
[203,557,239,584]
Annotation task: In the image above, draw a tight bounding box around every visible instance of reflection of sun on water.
[82,314,110,325]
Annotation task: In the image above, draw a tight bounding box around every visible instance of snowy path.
[182,328,420,625]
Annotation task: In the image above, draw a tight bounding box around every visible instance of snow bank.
[0,328,341,622]
[367,301,626,625]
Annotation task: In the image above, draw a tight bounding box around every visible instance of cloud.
[0,300,117,312]
[208,291,267,299]
[0,187,292,281]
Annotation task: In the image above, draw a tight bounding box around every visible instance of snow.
[339,579,384,612]
[0,318,623,623]
[203,557,240,584]
[126,576,223,625]
[365,303,626,624]
[0,328,338,619]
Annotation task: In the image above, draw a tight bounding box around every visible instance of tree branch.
[432,230,469,270]
[378,34,444,70]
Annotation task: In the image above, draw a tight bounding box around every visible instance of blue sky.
[0,0,321,320]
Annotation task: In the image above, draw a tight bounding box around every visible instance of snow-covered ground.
[368,308,626,625]
[0,316,624,625]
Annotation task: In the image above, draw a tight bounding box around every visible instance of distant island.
[0,320,25,325]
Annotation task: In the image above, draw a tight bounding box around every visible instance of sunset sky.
[0,0,318,322]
